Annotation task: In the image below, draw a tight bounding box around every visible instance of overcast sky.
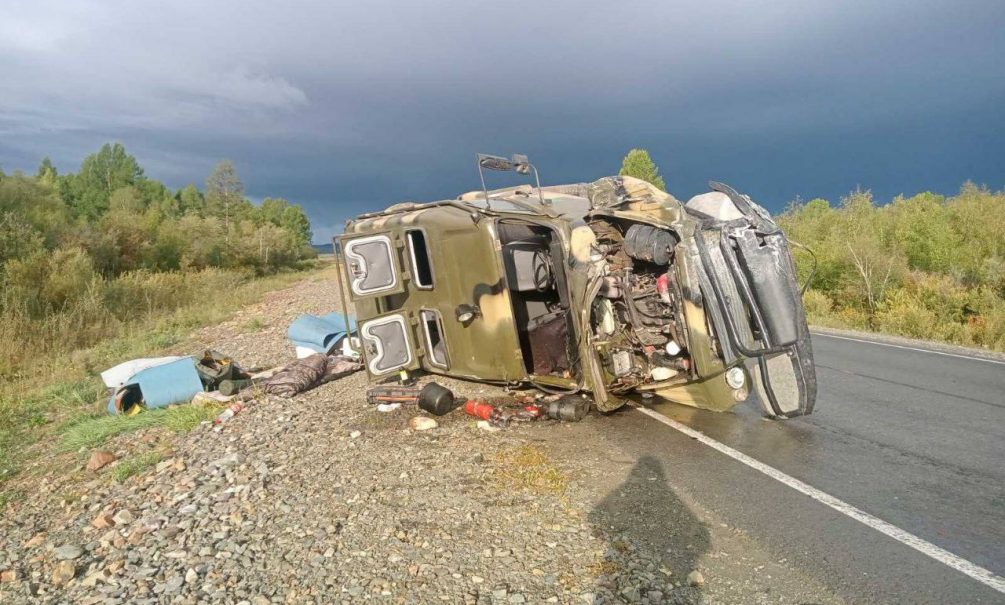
[2,0,1003,242]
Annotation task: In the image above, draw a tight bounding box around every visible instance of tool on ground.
[366,384,422,406]
[365,382,464,416]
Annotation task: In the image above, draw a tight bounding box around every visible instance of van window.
[407,230,434,288]
[420,309,448,367]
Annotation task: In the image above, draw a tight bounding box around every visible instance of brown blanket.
[264,354,362,398]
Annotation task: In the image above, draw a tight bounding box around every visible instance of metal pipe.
[332,236,359,356]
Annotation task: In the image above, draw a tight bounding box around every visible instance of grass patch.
[1,378,106,481]
[61,403,224,451]
[61,412,167,451]
[244,316,267,332]
[165,403,223,432]
[494,444,568,495]
[111,452,163,483]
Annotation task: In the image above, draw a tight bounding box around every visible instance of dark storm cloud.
[2,0,1003,241]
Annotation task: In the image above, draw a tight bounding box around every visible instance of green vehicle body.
[337,160,816,418]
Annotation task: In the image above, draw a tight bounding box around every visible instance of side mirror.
[475,152,547,206]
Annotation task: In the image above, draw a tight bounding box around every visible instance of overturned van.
[335,154,816,418]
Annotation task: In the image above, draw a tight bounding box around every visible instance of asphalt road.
[602,331,1005,604]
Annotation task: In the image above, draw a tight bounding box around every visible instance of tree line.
[0,143,317,376]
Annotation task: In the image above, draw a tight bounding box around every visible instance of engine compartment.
[588,219,693,392]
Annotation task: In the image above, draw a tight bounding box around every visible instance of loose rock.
[86,450,117,471]
[91,512,115,529]
[52,560,75,586]
[53,544,83,560]
[112,509,134,525]
[408,416,438,431]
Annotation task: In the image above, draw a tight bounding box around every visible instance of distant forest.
[0,143,317,376]
[778,185,1004,350]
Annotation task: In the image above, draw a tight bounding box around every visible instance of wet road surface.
[601,332,1005,603]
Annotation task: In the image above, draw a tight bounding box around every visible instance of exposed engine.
[589,220,691,391]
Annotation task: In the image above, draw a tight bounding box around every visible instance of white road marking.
[633,404,1005,594]
[812,332,1005,366]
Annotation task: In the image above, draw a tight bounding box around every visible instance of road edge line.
[632,404,1005,594]
[811,332,1005,365]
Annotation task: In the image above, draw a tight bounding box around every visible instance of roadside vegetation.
[620,149,1005,351]
[0,144,321,499]
[778,185,1005,350]
[0,144,316,378]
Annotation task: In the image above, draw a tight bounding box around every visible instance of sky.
[1,0,1003,243]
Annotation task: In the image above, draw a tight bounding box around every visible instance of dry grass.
[0,261,327,499]
[587,559,622,577]
[243,316,267,332]
[493,444,569,495]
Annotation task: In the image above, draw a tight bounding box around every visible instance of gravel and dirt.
[0,264,844,604]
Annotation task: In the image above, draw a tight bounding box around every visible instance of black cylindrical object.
[417,382,461,416]
[545,397,590,422]
[624,224,678,266]
[219,379,254,396]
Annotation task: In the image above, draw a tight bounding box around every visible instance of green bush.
[0,144,318,377]
[780,183,1005,350]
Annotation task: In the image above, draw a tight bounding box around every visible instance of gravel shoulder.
[1,267,845,604]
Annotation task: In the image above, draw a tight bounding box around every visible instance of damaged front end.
[681,182,816,418]
[581,177,816,419]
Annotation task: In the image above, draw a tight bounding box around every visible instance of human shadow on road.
[588,455,709,604]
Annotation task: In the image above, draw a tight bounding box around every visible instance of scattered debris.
[196,350,250,391]
[213,403,245,427]
[264,353,362,398]
[86,450,116,472]
[540,396,590,422]
[191,391,234,407]
[349,431,362,439]
[1,569,18,583]
[375,403,401,412]
[416,382,463,416]
[287,312,357,358]
[408,416,438,431]
[464,400,510,428]
[366,384,422,406]
[102,356,204,415]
